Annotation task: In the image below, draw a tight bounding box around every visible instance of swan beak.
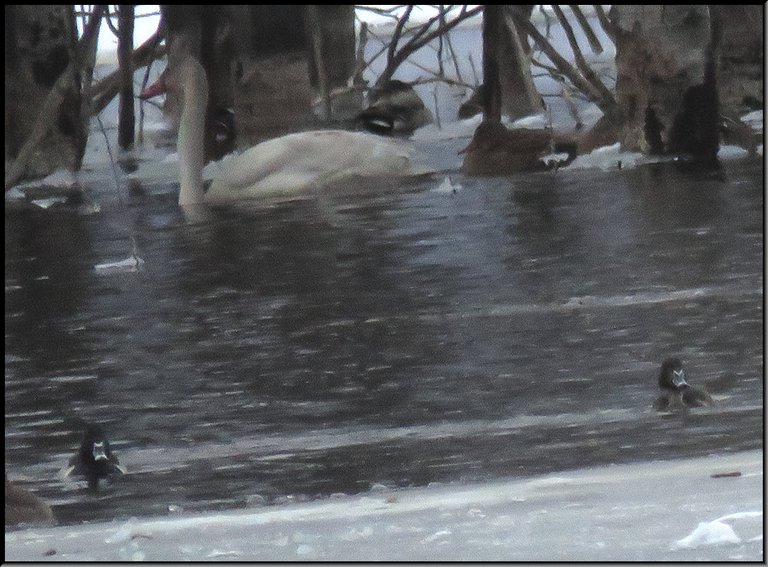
[140,70,168,100]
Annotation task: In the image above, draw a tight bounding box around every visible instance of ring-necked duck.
[5,473,56,526]
[654,357,714,411]
[357,80,433,136]
[61,423,126,489]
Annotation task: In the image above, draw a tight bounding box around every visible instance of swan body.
[205,130,411,203]
[142,57,415,205]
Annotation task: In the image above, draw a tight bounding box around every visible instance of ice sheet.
[5,450,762,561]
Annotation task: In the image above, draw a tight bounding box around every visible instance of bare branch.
[387,5,413,72]
[378,5,483,85]
[91,29,165,114]
[551,5,614,109]
[104,6,120,37]
[508,8,616,116]
[593,5,616,43]
[569,5,603,54]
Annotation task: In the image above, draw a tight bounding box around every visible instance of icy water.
[5,158,764,527]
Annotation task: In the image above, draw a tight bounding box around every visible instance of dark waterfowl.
[61,423,126,489]
[358,80,433,136]
[654,357,714,411]
[5,474,56,526]
[460,121,553,174]
[457,84,485,120]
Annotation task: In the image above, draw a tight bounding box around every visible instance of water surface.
[5,158,763,526]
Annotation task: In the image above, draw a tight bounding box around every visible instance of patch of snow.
[566,143,645,171]
[432,176,462,194]
[718,145,750,160]
[30,197,69,209]
[740,110,763,132]
[672,520,741,549]
[94,255,145,275]
[14,168,78,190]
[412,116,482,142]
[510,113,549,129]
[5,187,26,201]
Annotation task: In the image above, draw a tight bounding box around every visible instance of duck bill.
[92,442,109,462]
[671,369,689,388]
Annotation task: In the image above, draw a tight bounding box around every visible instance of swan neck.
[177,64,208,205]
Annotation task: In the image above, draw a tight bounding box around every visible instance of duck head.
[358,80,433,136]
[68,423,124,489]
[80,424,112,458]
[658,357,690,391]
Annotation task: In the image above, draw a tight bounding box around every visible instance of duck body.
[461,121,553,175]
[141,57,416,206]
[5,474,56,526]
[62,423,125,489]
[654,357,714,411]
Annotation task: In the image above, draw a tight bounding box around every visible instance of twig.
[432,85,441,129]
[441,12,464,83]
[95,114,124,207]
[386,5,413,74]
[467,53,479,86]
[378,5,482,85]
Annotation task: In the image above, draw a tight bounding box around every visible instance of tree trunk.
[117,5,135,150]
[611,5,718,160]
[304,5,359,122]
[5,5,89,180]
[498,6,542,120]
[482,6,502,122]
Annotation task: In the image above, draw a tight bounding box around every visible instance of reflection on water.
[5,160,763,526]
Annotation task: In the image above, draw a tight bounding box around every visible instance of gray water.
[5,156,763,527]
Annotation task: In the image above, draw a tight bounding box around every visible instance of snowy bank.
[5,450,762,561]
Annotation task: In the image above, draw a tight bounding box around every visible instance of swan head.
[140,57,208,108]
